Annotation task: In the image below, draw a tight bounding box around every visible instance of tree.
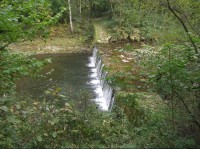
[68,0,74,33]
[0,0,65,50]
[79,0,82,21]
[0,0,65,95]
[105,0,200,145]
[159,0,199,54]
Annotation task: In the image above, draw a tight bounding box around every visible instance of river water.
[17,52,110,110]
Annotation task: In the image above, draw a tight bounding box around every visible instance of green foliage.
[140,43,200,146]
[114,91,198,148]
[0,89,131,148]
[0,0,66,49]
[0,51,51,95]
[107,71,138,91]
[75,21,95,43]
[115,92,146,125]
[144,44,199,100]
[0,0,65,95]
[49,0,68,23]
[108,0,200,45]
[113,0,140,31]
[0,0,199,148]
[130,104,197,148]
[90,0,110,17]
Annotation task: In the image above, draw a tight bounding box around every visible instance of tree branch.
[173,0,200,37]
[175,90,200,129]
[166,0,199,54]
[0,42,11,51]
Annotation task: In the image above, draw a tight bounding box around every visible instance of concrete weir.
[88,47,114,111]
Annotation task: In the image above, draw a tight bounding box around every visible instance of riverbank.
[92,18,166,124]
[9,24,93,54]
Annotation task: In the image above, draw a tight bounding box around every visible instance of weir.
[88,47,115,111]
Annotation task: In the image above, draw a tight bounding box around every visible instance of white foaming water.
[87,47,114,111]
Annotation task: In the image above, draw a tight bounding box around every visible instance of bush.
[0,89,131,148]
[0,51,51,96]
[140,44,200,147]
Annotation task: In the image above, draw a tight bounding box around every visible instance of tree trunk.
[109,0,115,17]
[138,0,142,43]
[68,0,73,33]
[79,0,82,21]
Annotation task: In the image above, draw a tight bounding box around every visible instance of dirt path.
[92,18,111,43]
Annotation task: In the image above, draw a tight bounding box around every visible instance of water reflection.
[17,53,97,100]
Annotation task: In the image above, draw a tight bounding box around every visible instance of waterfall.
[88,47,114,111]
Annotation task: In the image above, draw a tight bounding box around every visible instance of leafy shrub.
[0,89,131,148]
[140,44,200,146]
[0,51,51,96]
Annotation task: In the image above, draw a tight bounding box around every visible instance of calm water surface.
[17,53,97,100]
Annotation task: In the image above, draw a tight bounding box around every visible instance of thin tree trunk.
[138,0,142,43]
[79,0,82,21]
[68,0,73,33]
[109,0,115,17]
[175,90,200,129]
[174,0,200,37]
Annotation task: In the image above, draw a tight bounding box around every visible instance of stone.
[122,59,130,63]
[122,32,129,39]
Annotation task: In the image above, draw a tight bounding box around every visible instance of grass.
[9,24,92,54]
[92,18,112,43]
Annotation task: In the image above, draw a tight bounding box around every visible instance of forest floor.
[9,24,91,54]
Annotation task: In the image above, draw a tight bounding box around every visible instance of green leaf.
[0,106,8,112]
[58,94,66,98]
[52,132,57,138]
[50,117,59,125]
[45,90,51,95]
[7,116,21,124]
[72,130,79,133]
[36,136,43,142]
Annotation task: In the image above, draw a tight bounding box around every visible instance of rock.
[109,36,118,42]
[131,68,135,72]
[122,59,130,63]
[129,28,141,42]
[44,46,63,51]
[140,37,146,41]
[122,31,129,39]
[127,57,134,60]
[129,34,139,42]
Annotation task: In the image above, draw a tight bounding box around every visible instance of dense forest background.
[0,0,200,148]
